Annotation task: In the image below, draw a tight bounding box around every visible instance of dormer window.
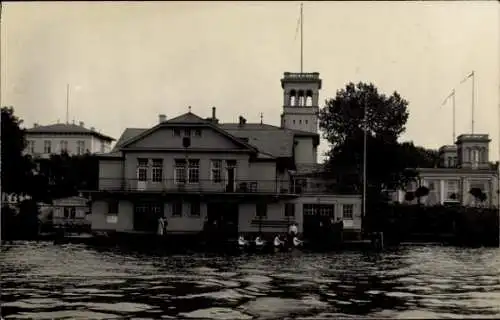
[173,128,181,136]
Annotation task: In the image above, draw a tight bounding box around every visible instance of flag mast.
[300,3,303,73]
[442,89,456,143]
[66,84,70,124]
[460,71,475,134]
[471,70,475,134]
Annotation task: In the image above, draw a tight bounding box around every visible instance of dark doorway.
[302,204,335,241]
[134,202,163,233]
[206,202,239,239]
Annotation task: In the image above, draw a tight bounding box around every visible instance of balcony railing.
[283,72,320,80]
[96,178,342,195]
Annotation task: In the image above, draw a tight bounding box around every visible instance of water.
[1,242,500,319]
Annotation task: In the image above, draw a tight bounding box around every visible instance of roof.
[26,123,115,142]
[118,112,259,153]
[110,116,320,158]
[219,123,295,158]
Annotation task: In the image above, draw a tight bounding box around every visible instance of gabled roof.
[119,112,259,152]
[26,123,115,141]
[110,116,319,158]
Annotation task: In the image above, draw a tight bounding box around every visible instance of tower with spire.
[280,3,322,134]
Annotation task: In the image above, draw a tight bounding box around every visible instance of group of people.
[238,222,303,252]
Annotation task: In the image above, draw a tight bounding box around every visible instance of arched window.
[289,90,297,106]
[306,90,313,106]
[298,90,305,106]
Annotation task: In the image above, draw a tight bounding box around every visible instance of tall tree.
[1,106,34,194]
[319,83,410,193]
[319,82,409,148]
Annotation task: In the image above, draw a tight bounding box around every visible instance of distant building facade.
[393,134,499,207]
[24,122,115,158]
[84,72,362,239]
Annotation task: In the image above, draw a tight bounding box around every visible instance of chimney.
[79,121,84,127]
[34,123,39,127]
[238,116,247,127]
[158,114,167,123]
[90,126,95,132]
[212,107,216,120]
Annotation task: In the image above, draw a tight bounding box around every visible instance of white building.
[24,121,115,158]
[393,134,499,207]
[84,72,363,239]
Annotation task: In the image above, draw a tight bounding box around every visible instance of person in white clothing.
[157,217,165,236]
[255,236,265,247]
[274,235,283,248]
[238,235,248,247]
[293,236,303,247]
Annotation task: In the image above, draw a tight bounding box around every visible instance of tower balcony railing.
[283,72,320,80]
[96,178,341,195]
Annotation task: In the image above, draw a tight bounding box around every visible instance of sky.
[1,1,499,161]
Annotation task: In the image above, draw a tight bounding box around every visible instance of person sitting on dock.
[274,234,284,249]
[293,236,303,247]
[255,235,265,247]
[238,235,249,247]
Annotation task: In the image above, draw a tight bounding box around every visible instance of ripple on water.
[178,307,252,320]
[240,296,328,318]
[2,243,500,319]
[86,302,155,313]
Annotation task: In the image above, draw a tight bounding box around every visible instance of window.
[44,141,52,154]
[152,159,163,182]
[305,120,308,124]
[174,159,186,184]
[319,204,335,217]
[137,158,149,181]
[77,141,85,155]
[194,129,202,137]
[64,207,76,219]
[27,140,35,154]
[342,204,354,220]
[184,128,191,136]
[190,201,200,216]
[173,128,181,136]
[285,203,295,217]
[303,204,315,216]
[446,180,459,201]
[59,140,68,153]
[256,203,267,217]
[299,120,302,124]
[172,201,183,217]
[108,199,119,213]
[293,120,296,124]
[211,160,222,183]
[188,159,200,183]
[302,204,335,217]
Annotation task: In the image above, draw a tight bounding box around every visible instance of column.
[440,180,445,204]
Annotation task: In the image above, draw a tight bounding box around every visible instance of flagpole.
[471,70,475,134]
[452,89,456,143]
[362,101,367,219]
[66,84,70,124]
[300,3,303,73]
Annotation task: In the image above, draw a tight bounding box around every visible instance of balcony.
[95,178,341,196]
